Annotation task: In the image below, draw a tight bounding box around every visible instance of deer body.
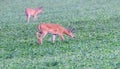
[36,23,75,44]
[25,7,43,22]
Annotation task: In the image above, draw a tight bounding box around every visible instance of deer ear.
[66,26,75,32]
[66,28,72,32]
[71,28,75,31]
[38,6,43,9]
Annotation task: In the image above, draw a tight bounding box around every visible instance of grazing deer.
[36,23,75,44]
[25,6,43,23]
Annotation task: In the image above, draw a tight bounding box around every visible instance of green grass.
[0,0,120,69]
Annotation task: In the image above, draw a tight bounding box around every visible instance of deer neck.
[63,29,70,36]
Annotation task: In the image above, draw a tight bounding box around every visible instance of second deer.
[25,6,43,23]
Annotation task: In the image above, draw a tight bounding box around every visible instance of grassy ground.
[0,0,120,69]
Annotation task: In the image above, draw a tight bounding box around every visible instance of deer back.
[38,23,65,35]
[25,8,36,15]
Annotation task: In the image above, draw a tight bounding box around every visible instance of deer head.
[66,28,75,38]
[37,6,43,13]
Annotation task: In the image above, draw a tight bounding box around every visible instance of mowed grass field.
[0,0,120,69]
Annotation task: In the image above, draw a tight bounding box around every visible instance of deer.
[36,23,75,44]
[25,6,43,23]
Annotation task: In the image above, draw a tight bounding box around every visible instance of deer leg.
[36,32,41,44]
[52,35,56,43]
[34,15,37,21]
[27,15,31,23]
[36,32,40,39]
[38,32,47,44]
[59,34,64,41]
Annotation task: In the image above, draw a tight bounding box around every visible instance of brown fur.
[36,23,75,44]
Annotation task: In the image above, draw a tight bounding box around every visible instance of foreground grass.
[0,0,120,69]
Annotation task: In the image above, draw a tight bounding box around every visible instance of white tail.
[25,6,43,23]
[36,23,75,44]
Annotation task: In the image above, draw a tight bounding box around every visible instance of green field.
[0,0,120,69]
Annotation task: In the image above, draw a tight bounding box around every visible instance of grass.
[0,0,120,69]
